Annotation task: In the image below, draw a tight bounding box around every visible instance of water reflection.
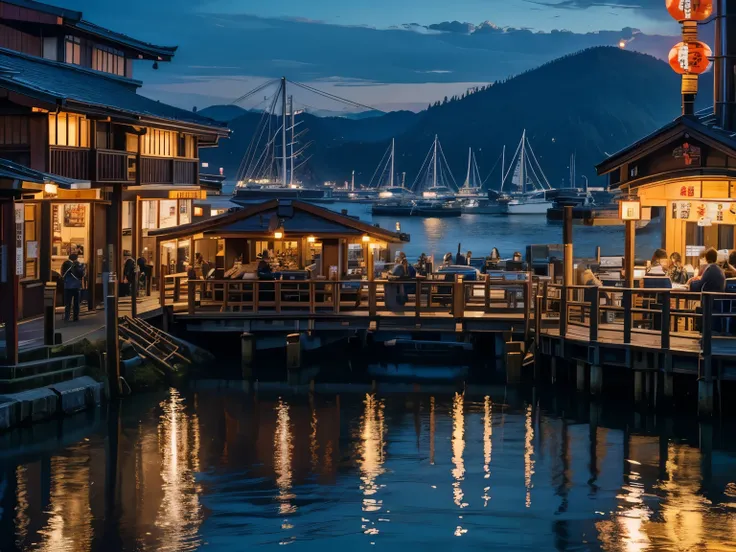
[524,404,535,509]
[357,393,386,537]
[154,389,203,552]
[3,389,736,551]
[480,396,493,508]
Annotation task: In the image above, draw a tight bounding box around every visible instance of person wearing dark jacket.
[61,253,85,322]
[689,248,726,292]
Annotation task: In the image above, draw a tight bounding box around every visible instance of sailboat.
[370,138,418,215]
[461,145,509,214]
[457,147,485,199]
[414,135,458,201]
[232,78,326,205]
[500,130,554,215]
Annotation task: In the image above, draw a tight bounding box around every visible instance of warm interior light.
[307,236,316,243]
[423,191,438,199]
[274,230,284,240]
[362,235,370,243]
[193,206,204,217]
[395,222,401,232]
[379,191,394,198]
[44,183,57,195]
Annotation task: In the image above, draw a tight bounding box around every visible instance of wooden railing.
[164,273,537,329]
[49,147,90,180]
[173,158,198,185]
[140,156,172,185]
[539,284,736,358]
[96,149,130,182]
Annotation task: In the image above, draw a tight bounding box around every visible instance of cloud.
[524,0,671,19]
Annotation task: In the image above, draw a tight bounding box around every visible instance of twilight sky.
[62,0,686,112]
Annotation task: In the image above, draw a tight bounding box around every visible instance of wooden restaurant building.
[149,199,410,284]
[0,0,229,362]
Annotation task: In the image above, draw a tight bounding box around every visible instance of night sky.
[58,0,684,111]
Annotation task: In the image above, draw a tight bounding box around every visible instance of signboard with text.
[671,200,736,225]
[619,200,641,221]
[14,203,23,276]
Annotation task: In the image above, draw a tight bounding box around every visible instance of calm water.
[211,192,662,260]
[2,386,736,551]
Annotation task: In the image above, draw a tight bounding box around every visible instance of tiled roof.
[0,47,228,135]
[74,20,177,60]
[0,157,89,188]
[1,0,176,59]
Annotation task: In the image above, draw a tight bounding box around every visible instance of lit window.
[64,35,81,65]
[49,113,90,148]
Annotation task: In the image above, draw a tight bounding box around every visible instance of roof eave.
[71,21,178,61]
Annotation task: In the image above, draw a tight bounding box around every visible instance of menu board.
[671,200,736,225]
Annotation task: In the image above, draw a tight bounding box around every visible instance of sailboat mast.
[520,130,526,194]
[390,138,395,188]
[465,147,471,188]
[501,145,505,190]
[433,135,438,188]
[351,170,355,192]
[281,77,288,187]
[289,95,295,186]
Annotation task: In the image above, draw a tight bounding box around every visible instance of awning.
[0,158,91,192]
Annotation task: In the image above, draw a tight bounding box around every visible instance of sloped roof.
[0,47,228,136]
[0,157,89,188]
[0,0,176,60]
[149,200,409,243]
[597,112,736,176]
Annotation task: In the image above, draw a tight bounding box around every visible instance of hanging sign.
[619,200,641,221]
[15,203,23,276]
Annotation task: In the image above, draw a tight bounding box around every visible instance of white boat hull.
[506,200,553,215]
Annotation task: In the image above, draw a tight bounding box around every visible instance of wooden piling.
[550,356,558,384]
[241,332,254,379]
[576,360,587,393]
[43,282,57,346]
[286,333,301,371]
[634,371,644,404]
[505,341,523,385]
[106,284,122,398]
[590,364,603,396]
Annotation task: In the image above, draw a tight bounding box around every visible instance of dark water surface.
[2,386,736,551]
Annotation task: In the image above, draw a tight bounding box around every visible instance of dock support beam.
[550,356,557,384]
[590,364,602,396]
[505,341,523,385]
[634,371,644,405]
[663,372,674,399]
[576,360,586,393]
[241,332,254,380]
[105,280,121,398]
[286,333,301,371]
[698,379,714,416]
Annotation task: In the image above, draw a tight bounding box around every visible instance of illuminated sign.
[619,200,641,221]
[168,190,207,200]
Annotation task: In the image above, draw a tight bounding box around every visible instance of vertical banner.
[14,203,23,276]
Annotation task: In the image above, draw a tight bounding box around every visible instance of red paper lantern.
[668,41,712,74]
[666,0,713,21]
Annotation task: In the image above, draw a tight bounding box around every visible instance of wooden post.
[624,219,635,289]
[43,282,57,346]
[559,286,568,337]
[590,364,603,396]
[241,332,254,379]
[661,291,671,349]
[505,341,523,384]
[130,264,138,319]
[523,274,532,343]
[159,264,166,308]
[634,371,644,404]
[368,281,377,316]
[453,275,464,317]
[623,289,632,344]
[563,206,574,287]
[576,360,587,393]
[286,333,301,370]
[106,274,122,398]
[484,275,491,312]
[275,280,282,313]
[590,286,599,342]
[187,280,196,315]
[2,201,20,365]
[415,280,422,318]
[107,183,123,280]
[534,294,542,341]
[699,293,714,416]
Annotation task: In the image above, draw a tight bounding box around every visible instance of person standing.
[61,253,85,322]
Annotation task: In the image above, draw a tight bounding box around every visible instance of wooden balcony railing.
[49,147,90,181]
[141,157,198,185]
[173,158,198,185]
[96,149,131,182]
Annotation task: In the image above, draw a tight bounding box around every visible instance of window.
[142,129,174,157]
[176,133,195,158]
[23,203,39,280]
[65,35,81,65]
[92,45,125,76]
[49,113,90,147]
[179,200,191,225]
[0,116,29,145]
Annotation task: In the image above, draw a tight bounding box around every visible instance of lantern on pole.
[666,0,713,115]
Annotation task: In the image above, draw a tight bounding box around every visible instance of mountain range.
[199,46,714,189]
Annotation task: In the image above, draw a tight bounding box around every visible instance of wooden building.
[149,199,410,281]
[0,0,229,363]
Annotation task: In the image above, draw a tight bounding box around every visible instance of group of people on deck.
[644,247,734,292]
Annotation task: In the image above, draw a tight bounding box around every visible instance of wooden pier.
[536,283,736,414]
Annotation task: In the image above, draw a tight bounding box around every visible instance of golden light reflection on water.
[482,396,492,507]
[15,464,29,549]
[429,396,436,466]
[451,393,468,537]
[357,393,386,537]
[309,394,319,473]
[154,389,203,552]
[524,404,535,509]
[274,399,296,517]
[36,449,93,552]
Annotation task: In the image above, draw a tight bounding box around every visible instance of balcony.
[49,147,90,181]
[141,156,198,185]
[96,149,131,182]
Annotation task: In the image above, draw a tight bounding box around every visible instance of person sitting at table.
[442,252,453,268]
[717,249,736,278]
[257,250,274,279]
[643,249,672,289]
[668,252,688,285]
[688,247,726,292]
[415,253,429,276]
